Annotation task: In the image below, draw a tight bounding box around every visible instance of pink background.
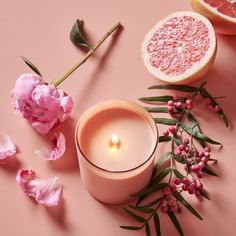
[1,0,236,235]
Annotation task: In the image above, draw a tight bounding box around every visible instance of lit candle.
[75,100,158,204]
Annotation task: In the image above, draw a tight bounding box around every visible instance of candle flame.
[109,133,121,150]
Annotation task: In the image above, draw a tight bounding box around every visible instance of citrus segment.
[191,0,236,34]
[142,11,216,84]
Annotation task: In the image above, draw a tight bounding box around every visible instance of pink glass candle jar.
[75,100,158,204]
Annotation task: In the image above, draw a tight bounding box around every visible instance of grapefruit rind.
[142,11,217,84]
[191,0,236,35]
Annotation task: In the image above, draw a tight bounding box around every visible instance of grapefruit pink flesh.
[142,12,216,84]
[203,0,236,18]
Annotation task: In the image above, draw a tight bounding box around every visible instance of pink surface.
[0,0,236,235]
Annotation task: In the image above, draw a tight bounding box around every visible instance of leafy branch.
[121,82,228,235]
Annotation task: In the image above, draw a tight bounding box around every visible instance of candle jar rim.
[75,99,158,174]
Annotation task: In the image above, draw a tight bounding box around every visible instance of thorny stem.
[52,22,121,87]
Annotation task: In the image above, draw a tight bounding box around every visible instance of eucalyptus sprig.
[121,82,228,236]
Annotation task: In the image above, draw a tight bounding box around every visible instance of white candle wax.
[75,100,158,204]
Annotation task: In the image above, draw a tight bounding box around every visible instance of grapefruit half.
[191,0,236,35]
[142,11,217,84]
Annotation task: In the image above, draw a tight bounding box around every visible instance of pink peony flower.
[35,132,66,160]
[12,74,73,135]
[0,134,16,160]
[16,168,62,206]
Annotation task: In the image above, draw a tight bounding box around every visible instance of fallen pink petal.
[35,132,66,160]
[0,134,16,160]
[16,168,62,206]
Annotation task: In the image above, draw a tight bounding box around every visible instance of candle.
[75,100,158,204]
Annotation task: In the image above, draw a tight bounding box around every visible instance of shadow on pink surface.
[0,156,21,173]
[49,118,79,172]
[75,25,123,111]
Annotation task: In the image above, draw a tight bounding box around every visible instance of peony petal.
[12,74,43,100]
[16,168,62,206]
[0,134,16,160]
[35,132,66,160]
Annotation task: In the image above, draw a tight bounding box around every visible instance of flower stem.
[52,22,121,87]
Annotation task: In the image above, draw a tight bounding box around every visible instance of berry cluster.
[204,98,221,112]
[161,187,179,213]
[167,96,193,115]
[173,177,203,197]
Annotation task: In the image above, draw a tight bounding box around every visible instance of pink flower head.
[16,168,62,206]
[35,132,66,160]
[12,74,73,135]
[0,134,16,160]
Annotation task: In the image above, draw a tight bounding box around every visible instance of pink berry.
[182,177,189,184]
[195,190,200,197]
[161,206,169,213]
[163,130,169,136]
[173,95,179,101]
[201,156,209,163]
[169,206,177,212]
[174,178,181,185]
[214,105,221,112]
[191,165,197,172]
[199,151,205,158]
[176,102,183,109]
[179,144,185,151]
[186,99,192,105]
[204,152,210,157]
[163,188,171,196]
[197,183,203,190]
[171,185,177,192]
[188,187,195,195]
[196,157,201,163]
[175,149,182,156]
[182,185,188,191]
[186,104,193,110]
[204,98,211,105]
[185,146,190,152]
[161,199,168,207]
[168,100,174,106]
[169,126,177,134]
[168,106,174,113]
[184,138,190,145]
[198,162,205,169]
[197,171,203,178]
[205,147,211,152]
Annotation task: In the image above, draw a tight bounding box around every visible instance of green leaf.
[153,212,161,236]
[200,190,210,200]
[141,197,163,208]
[202,166,218,177]
[152,152,171,179]
[144,107,181,114]
[185,111,201,133]
[155,118,178,125]
[120,225,142,230]
[172,169,185,179]
[200,88,228,127]
[158,136,172,143]
[145,223,151,236]
[173,137,182,146]
[139,95,173,103]
[123,208,146,223]
[149,84,198,93]
[167,212,184,236]
[180,123,221,145]
[209,158,218,164]
[133,183,168,197]
[152,167,172,184]
[128,205,154,214]
[173,154,184,164]
[70,19,93,50]
[173,192,203,220]
[21,56,42,76]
